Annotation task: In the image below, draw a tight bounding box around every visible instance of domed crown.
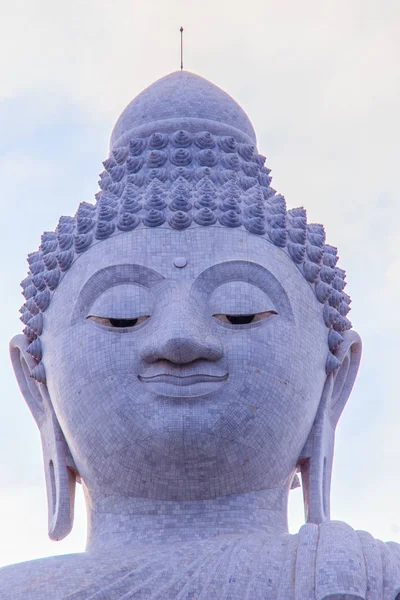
[111,71,256,149]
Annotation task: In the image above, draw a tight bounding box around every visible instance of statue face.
[41,227,328,500]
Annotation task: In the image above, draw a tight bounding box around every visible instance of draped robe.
[1,521,400,599]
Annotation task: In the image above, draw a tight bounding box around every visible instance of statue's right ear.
[9,334,77,541]
[299,329,362,525]
[10,334,48,425]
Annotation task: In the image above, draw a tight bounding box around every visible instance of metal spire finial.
[180,27,184,71]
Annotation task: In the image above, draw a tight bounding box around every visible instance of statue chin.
[3,71,399,600]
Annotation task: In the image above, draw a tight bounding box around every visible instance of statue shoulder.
[1,528,400,599]
[295,521,400,599]
[356,527,400,594]
[0,553,90,600]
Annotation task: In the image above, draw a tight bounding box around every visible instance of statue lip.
[138,373,229,386]
[137,362,229,397]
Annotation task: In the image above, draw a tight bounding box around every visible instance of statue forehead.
[58,226,302,274]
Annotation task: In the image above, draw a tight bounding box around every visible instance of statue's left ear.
[10,334,77,541]
[298,330,362,524]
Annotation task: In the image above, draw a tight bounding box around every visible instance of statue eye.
[87,316,150,328]
[213,311,277,325]
[226,315,255,325]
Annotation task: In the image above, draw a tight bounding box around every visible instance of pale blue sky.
[1,0,399,566]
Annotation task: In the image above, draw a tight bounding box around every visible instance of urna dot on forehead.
[19,70,352,384]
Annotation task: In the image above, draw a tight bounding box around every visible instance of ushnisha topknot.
[19,72,351,384]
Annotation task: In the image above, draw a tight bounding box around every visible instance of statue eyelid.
[70,266,162,327]
[81,281,154,328]
[204,276,278,322]
[191,260,293,322]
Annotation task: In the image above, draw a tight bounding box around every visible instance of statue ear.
[298,330,362,524]
[10,334,77,541]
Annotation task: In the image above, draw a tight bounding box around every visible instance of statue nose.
[140,324,223,365]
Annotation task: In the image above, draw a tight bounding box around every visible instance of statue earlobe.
[10,334,77,541]
[299,330,362,524]
[42,415,77,540]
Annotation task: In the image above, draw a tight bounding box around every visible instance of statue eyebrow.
[70,264,164,326]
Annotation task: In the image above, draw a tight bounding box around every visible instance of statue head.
[10,71,361,541]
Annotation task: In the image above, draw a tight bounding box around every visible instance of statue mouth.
[139,373,228,385]
[138,372,229,397]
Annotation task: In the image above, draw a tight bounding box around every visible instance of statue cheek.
[43,325,141,431]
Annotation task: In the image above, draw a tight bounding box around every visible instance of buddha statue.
[2,71,400,599]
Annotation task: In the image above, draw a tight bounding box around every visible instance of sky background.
[0,0,399,567]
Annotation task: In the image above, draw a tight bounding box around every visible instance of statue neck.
[84,487,289,553]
